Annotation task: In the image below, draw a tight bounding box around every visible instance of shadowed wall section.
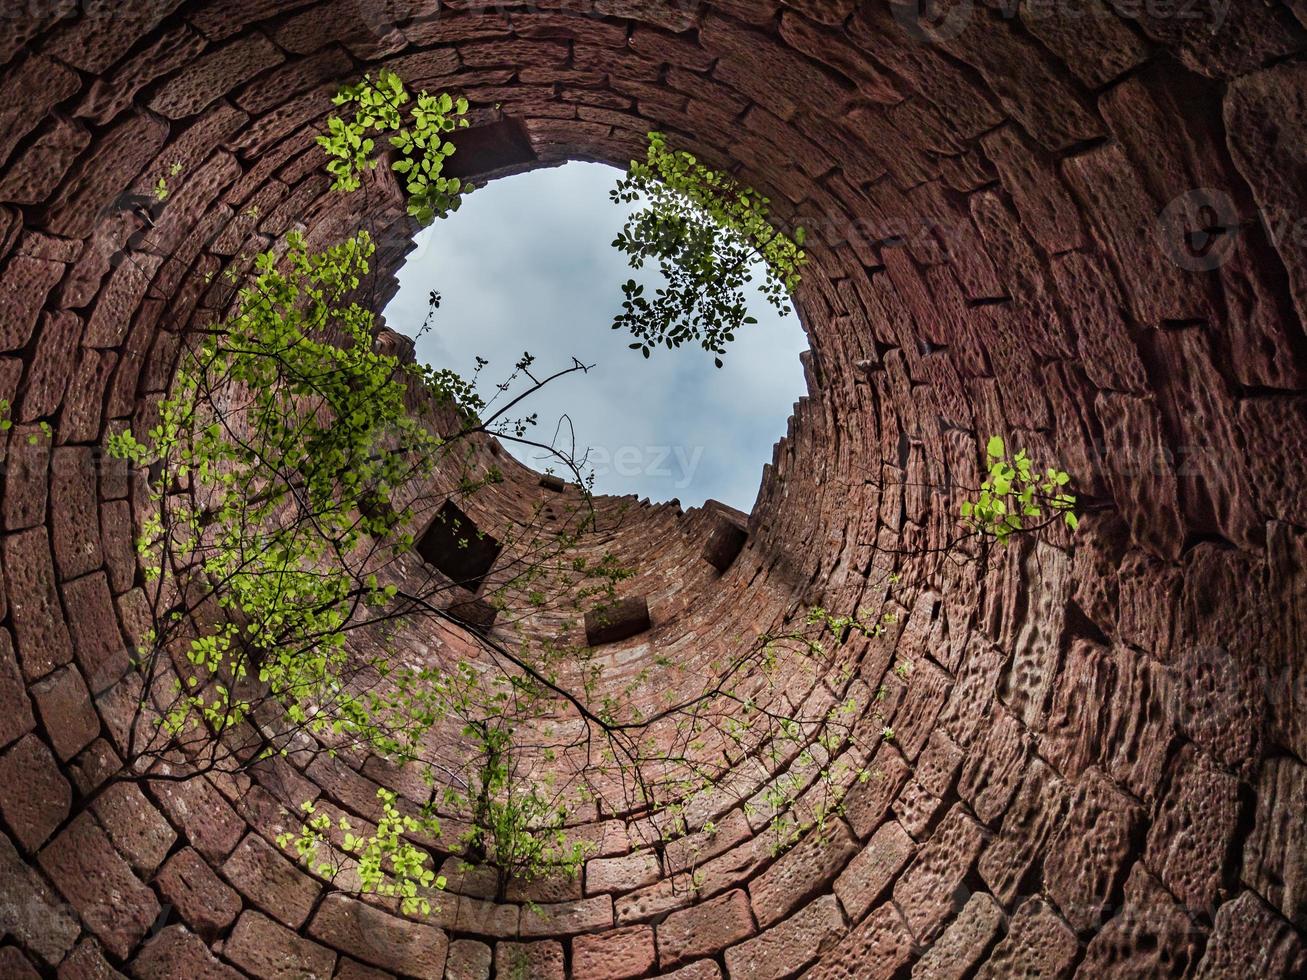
[1,1,1306,977]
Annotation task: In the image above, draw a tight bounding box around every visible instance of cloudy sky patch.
[382,161,809,512]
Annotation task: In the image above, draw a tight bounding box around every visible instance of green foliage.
[610,132,806,367]
[454,719,590,899]
[278,789,447,916]
[107,228,469,756]
[318,69,472,226]
[960,435,1078,541]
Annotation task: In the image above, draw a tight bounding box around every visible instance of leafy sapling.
[960,435,1078,541]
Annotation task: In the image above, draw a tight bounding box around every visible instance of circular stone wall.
[1,1,1306,977]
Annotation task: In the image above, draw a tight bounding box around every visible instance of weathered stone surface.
[892,805,986,944]
[571,925,656,980]
[1076,864,1203,977]
[131,925,241,979]
[1195,890,1307,979]
[657,889,755,969]
[724,894,845,979]
[225,910,337,980]
[495,940,564,980]
[1144,746,1240,912]
[30,664,99,760]
[154,847,242,939]
[4,528,75,681]
[443,941,493,980]
[222,832,321,928]
[1045,768,1144,932]
[803,902,916,980]
[975,897,1077,980]
[834,819,914,922]
[307,893,448,978]
[1243,756,1307,929]
[0,733,70,851]
[39,813,160,960]
[91,781,175,876]
[911,891,1003,980]
[748,820,859,927]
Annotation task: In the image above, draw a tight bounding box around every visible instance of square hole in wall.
[415,499,502,593]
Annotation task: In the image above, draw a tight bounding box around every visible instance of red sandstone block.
[0,733,70,851]
[222,831,322,929]
[19,312,80,422]
[444,939,492,980]
[39,812,160,960]
[149,769,245,862]
[495,940,564,980]
[0,253,65,353]
[55,937,126,979]
[749,820,859,928]
[833,820,914,922]
[628,26,715,72]
[804,901,915,980]
[42,112,170,240]
[63,571,132,694]
[75,26,208,125]
[662,962,723,980]
[0,56,81,168]
[308,892,449,979]
[49,449,103,581]
[333,959,394,980]
[657,888,756,969]
[892,805,986,944]
[0,627,35,750]
[724,893,845,980]
[520,894,614,937]
[973,896,1076,979]
[67,738,121,797]
[154,846,241,939]
[572,924,656,980]
[150,35,285,120]
[843,744,910,839]
[430,893,520,938]
[586,849,661,895]
[99,500,136,595]
[0,947,39,978]
[911,891,1003,979]
[133,925,241,979]
[1,427,48,531]
[0,828,80,966]
[58,350,117,445]
[92,781,175,876]
[226,909,337,979]
[31,664,99,761]
[0,117,91,206]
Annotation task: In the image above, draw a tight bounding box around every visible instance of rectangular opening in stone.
[415,499,502,593]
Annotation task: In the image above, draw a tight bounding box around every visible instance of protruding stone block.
[585,597,651,646]
[415,500,502,593]
[539,472,566,492]
[701,501,748,572]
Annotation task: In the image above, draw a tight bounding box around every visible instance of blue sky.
[382,161,809,512]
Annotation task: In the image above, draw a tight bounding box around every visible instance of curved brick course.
[1,1,1306,977]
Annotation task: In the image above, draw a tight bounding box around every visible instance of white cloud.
[383,161,809,511]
